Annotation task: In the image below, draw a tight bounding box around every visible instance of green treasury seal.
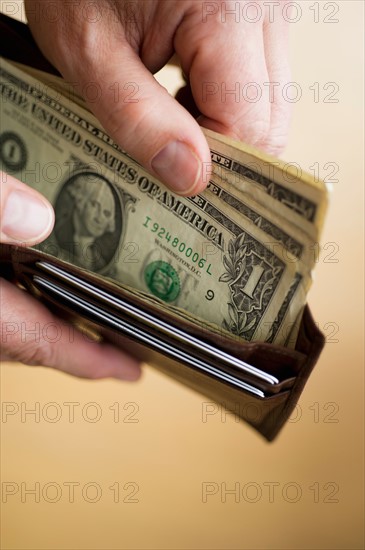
[144,261,180,303]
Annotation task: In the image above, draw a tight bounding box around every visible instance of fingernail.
[2,190,54,243]
[151,141,201,195]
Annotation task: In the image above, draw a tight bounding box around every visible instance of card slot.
[34,260,305,384]
[0,244,324,440]
[34,261,293,386]
[29,274,299,438]
[32,274,276,398]
[31,269,296,396]
[36,264,300,392]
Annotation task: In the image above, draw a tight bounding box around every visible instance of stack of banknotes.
[0,56,328,349]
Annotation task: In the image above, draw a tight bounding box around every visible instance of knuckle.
[241,119,271,146]
[264,140,287,156]
[260,127,289,156]
[9,339,56,368]
[102,95,162,156]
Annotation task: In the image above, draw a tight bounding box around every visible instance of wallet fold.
[1,244,325,441]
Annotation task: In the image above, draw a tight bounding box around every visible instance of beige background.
[1,1,364,549]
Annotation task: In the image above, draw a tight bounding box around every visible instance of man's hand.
[25,0,292,195]
[0,172,141,380]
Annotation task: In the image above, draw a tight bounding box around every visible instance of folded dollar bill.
[0,40,327,440]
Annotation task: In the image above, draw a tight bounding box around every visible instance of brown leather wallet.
[0,14,325,441]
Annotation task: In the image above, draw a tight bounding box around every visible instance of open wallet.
[0,14,325,441]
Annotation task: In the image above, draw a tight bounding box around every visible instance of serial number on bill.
[142,216,213,275]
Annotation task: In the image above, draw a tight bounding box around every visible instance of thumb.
[0,172,55,246]
[25,0,212,195]
[30,42,210,195]
[46,45,211,196]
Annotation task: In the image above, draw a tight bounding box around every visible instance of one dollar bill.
[0,57,328,346]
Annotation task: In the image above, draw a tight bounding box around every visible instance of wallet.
[0,14,325,441]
